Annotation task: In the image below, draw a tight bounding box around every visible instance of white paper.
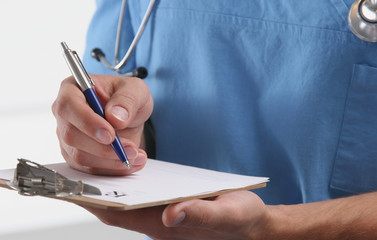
[0,159,269,208]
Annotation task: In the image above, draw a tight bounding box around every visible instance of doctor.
[52,0,377,239]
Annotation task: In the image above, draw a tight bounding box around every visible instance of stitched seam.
[154,6,374,46]
[330,64,357,190]
[157,6,349,35]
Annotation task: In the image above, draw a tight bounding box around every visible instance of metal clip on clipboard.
[7,159,101,197]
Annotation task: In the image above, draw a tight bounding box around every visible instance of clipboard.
[0,159,269,211]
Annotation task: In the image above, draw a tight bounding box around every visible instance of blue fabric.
[83,0,377,205]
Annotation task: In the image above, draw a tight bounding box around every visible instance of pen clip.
[7,159,101,197]
[72,51,95,87]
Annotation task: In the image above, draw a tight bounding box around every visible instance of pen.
[60,41,130,169]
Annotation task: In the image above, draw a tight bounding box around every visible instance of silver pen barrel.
[61,42,94,91]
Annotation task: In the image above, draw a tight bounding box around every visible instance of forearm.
[261,192,377,240]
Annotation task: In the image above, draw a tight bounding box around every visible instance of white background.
[0,1,144,239]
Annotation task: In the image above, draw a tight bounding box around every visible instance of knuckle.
[118,78,151,108]
[230,208,245,225]
[60,144,85,167]
[122,94,138,108]
[190,204,210,226]
[81,116,96,133]
[136,78,150,92]
[98,215,122,228]
[196,213,210,226]
[138,80,153,105]
[100,144,116,158]
[60,146,70,163]
[52,78,78,118]
[51,96,68,119]
[51,98,61,118]
[69,147,84,165]
[58,124,76,146]
[98,217,112,226]
[118,125,143,138]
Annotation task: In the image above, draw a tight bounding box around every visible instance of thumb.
[162,199,224,230]
[162,191,265,233]
[103,77,153,129]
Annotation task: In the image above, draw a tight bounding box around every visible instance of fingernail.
[111,106,129,122]
[171,211,186,227]
[124,147,138,159]
[131,153,146,166]
[96,128,112,144]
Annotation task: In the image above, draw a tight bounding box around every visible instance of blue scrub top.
[83,0,377,205]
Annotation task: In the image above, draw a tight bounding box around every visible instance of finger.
[59,141,93,174]
[80,205,218,240]
[97,76,153,129]
[52,77,116,145]
[57,119,148,174]
[116,124,144,146]
[133,148,148,169]
[80,205,170,236]
[60,142,146,175]
[56,118,140,160]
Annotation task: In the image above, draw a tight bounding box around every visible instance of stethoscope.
[91,0,156,79]
[90,0,377,78]
[349,0,377,42]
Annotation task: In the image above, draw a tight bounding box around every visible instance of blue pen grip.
[83,88,129,165]
[83,88,105,117]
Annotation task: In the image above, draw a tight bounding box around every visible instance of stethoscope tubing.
[91,0,156,77]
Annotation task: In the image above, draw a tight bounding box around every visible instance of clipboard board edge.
[1,177,266,211]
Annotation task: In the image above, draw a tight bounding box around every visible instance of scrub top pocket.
[331,64,377,194]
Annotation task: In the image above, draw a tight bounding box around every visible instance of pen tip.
[123,161,131,169]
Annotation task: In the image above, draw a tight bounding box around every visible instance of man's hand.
[52,74,153,175]
[82,191,270,240]
[81,189,377,240]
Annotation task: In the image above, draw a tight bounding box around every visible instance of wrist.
[250,193,377,240]
[257,200,344,240]
[250,204,295,240]
[252,203,321,240]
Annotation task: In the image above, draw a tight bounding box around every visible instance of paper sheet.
[0,159,268,210]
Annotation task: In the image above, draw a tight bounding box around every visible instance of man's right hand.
[52,74,154,175]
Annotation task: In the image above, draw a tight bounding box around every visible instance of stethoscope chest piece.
[349,0,377,42]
